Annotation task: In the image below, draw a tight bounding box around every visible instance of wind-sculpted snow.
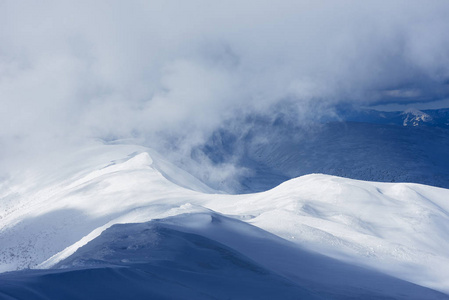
[2,214,447,300]
[1,144,449,299]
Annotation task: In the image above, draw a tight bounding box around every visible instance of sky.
[1,0,449,182]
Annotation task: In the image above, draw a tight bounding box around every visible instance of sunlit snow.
[1,144,448,299]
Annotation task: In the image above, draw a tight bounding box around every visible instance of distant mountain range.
[339,107,449,128]
[196,108,449,193]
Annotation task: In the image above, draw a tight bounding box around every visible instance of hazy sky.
[1,0,449,179]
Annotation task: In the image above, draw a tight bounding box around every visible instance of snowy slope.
[1,219,321,300]
[0,144,211,272]
[401,108,433,126]
[1,143,449,298]
[333,107,449,128]
[2,214,447,300]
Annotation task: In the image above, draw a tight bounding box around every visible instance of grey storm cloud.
[1,0,449,177]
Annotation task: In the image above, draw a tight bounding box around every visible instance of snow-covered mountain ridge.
[1,143,449,299]
[337,107,449,128]
[401,108,433,126]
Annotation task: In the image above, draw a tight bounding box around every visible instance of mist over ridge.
[3,3,449,298]
[1,1,449,185]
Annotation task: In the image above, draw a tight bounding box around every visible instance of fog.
[1,1,449,187]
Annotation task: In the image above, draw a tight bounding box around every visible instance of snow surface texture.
[1,144,449,299]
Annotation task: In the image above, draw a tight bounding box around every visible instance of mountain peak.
[402,108,432,126]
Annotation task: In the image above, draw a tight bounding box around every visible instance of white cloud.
[1,0,449,180]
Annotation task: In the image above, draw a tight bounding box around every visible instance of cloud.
[1,0,449,185]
